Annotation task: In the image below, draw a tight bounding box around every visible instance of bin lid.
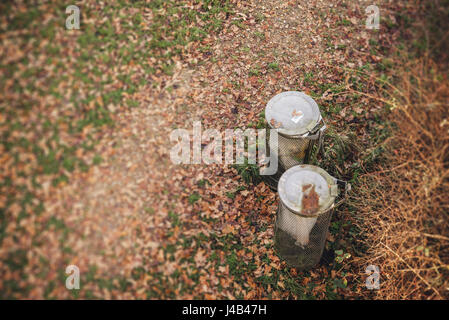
[278,165,338,217]
[265,91,321,136]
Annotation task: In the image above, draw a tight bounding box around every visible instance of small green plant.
[248,67,261,76]
[226,185,246,199]
[168,211,180,227]
[92,154,102,165]
[249,110,265,129]
[233,160,261,185]
[332,277,348,289]
[144,207,155,215]
[339,18,351,26]
[255,13,265,22]
[254,31,265,39]
[188,193,200,204]
[267,62,279,71]
[197,179,209,187]
[334,250,351,263]
[231,19,245,29]
[225,191,235,199]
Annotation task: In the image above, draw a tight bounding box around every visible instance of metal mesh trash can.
[274,164,350,270]
[262,91,326,190]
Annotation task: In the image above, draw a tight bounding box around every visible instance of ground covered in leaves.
[1,0,411,299]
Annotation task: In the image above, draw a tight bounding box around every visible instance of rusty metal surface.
[301,184,320,216]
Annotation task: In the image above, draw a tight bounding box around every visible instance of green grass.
[0,0,235,299]
[232,161,261,185]
[338,18,351,26]
[253,31,265,39]
[248,66,261,76]
[267,62,280,71]
[188,193,201,204]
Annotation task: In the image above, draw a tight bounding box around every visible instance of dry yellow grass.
[353,56,449,299]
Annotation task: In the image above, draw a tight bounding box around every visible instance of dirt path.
[30,0,377,299]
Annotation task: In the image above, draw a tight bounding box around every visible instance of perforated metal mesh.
[274,165,339,270]
[261,129,320,191]
[278,134,312,169]
[261,91,325,191]
[274,202,333,269]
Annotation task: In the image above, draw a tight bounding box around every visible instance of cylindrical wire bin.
[262,91,326,191]
[274,165,350,270]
